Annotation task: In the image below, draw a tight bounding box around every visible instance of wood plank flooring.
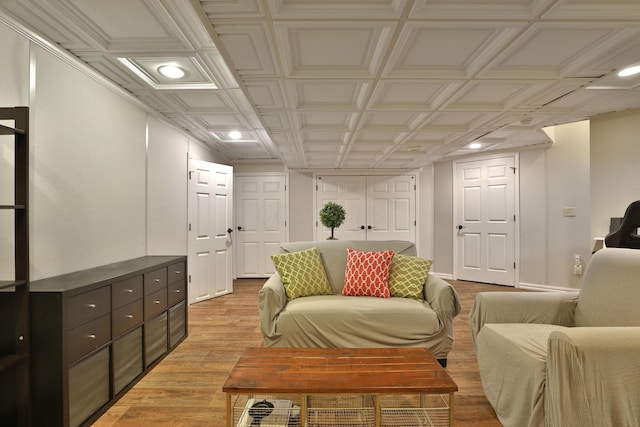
[93,279,524,427]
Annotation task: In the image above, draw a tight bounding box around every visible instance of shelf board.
[0,354,27,372]
[0,205,26,210]
[0,123,25,135]
[0,280,26,290]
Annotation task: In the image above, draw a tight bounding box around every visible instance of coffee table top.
[223,347,458,395]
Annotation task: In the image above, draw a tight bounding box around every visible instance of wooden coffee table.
[223,347,458,427]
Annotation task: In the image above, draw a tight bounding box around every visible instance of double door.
[315,175,416,242]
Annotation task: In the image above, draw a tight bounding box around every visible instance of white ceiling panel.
[2,0,640,169]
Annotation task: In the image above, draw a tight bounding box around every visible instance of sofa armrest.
[258,273,288,338]
[546,327,640,426]
[424,274,461,318]
[469,291,578,348]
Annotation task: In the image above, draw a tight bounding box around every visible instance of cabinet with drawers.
[30,256,187,427]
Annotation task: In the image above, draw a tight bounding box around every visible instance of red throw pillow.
[342,248,395,298]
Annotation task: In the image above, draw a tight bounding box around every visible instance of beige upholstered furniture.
[258,240,461,366]
[470,247,640,427]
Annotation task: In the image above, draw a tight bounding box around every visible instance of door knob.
[360,225,365,230]
[367,225,372,230]
[227,228,233,234]
[457,225,464,230]
[237,226,243,231]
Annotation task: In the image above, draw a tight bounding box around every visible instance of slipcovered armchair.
[470,248,640,427]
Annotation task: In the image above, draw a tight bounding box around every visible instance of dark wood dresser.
[29,256,187,427]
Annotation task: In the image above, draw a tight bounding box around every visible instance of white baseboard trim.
[517,282,579,293]
[431,272,454,280]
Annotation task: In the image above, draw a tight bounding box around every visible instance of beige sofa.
[258,240,461,366]
[470,247,640,427]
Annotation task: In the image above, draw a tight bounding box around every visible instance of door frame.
[233,172,289,278]
[452,153,520,286]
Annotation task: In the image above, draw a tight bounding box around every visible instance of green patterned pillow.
[271,247,333,300]
[387,254,432,301]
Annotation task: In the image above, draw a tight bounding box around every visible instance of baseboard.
[431,272,454,280]
[517,282,579,293]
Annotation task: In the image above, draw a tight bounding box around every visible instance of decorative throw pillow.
[388,254,432,301]
[271,247,333,300]
[342,248,395,298]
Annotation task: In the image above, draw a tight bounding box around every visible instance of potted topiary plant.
[319,201,346,240]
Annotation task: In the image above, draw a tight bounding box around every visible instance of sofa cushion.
[276,295,441,347]
[342,249,395,298]
[271,247,333,300]
[388,254,432,301]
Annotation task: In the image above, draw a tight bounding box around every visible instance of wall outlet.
[574,263,583,275]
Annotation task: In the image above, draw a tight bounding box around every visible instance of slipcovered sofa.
[258,240,461,366]
[470,247,640,427]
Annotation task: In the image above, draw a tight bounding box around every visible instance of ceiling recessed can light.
[469,142,482,149]
[158,65,185,79]
[229,131,242,140]
[618,65,640,77]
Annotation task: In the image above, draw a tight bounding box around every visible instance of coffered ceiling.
[2,0,640,170]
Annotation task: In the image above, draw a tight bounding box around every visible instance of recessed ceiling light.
[618,65,640,77]
[229,131,242,140]
[469,142,482,149]
[158,65,185,79]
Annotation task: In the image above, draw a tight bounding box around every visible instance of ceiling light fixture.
[618,65,640,77]
[158,65,185,79]
[229,130,242,140]
[469,142,482,149]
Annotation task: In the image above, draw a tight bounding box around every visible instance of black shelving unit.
[0,106,31,426]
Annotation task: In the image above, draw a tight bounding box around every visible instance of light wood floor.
[93,278,524,427]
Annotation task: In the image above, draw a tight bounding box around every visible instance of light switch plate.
[563,207,576,217]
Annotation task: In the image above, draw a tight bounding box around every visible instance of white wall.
[590,109,640,239]
[31,45,148,279]
[0,18,222,281]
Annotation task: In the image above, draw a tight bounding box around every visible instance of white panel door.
[455,156,516,285]
[366,176,416,241]
[235,174,287,278]
[188,159,233,304]
[316,176,367,240]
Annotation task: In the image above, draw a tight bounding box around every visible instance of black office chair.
[605,200,640,249]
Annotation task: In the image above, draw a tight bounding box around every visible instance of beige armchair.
[470,248,640,427]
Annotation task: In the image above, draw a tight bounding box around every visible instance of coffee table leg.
[449,392,455,426]
[226,393,232,427]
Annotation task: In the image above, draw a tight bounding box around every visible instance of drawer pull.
[87,303,96,309]
[126,314,134,319]
[154,300,161,305]
[174,289,181,293]
[88,334,96,339]
[126,289,133,293]
[154,278,160,283]
[174,270,181,274]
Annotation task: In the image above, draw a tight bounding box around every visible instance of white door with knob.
[234,174,287,278]
[454,156,517,286]
[187,159,233,303]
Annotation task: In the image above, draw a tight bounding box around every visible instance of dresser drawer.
[167,280,186,306]
[68,347,109,427]
[169,300,186,348]
[67,286,111,330]
[68,314,110,364]
[167,261,185,284]
[144,287,167,320]
[113,327,143,395]
[145,312,167,368]
[144,267,167,295]
[112,275,143,309]
[112,299,143,337]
